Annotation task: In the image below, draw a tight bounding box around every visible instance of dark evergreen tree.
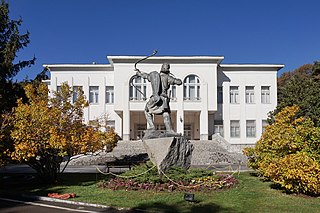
[0,0,35,113]
[270,61,320,126]
[0,0,35,166]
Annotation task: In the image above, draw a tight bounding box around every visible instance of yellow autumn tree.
[10,83,118,182]
[244,105,320,195]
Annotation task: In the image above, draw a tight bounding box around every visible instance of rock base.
[143,129,182,140]
[143,136,193,172]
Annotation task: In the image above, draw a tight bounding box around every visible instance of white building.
[45,55,283,145]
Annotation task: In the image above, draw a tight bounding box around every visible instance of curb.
[22,194,129,211]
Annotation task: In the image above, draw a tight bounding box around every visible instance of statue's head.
[160,63,170,73]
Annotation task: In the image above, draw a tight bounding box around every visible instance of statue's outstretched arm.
[168,76,182,86]
[135,69,149,79]
[175,78,182,86]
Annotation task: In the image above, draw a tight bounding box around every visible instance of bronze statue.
[135,63,182,135]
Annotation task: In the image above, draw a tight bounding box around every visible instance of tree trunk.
[27,154,62,184]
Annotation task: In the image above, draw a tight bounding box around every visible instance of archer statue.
[134,53,182,136]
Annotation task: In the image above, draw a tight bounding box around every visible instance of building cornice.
[43,64,114,71]
[220,64,284,71]
[107,56,225,65]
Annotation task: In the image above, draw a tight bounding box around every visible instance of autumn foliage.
[244,106,320,195]
[8,83,118,182]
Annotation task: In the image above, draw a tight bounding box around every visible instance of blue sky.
[9,0,320,81]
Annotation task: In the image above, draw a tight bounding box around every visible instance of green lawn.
[1,172,319,213]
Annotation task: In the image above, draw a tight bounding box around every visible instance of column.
[200,83,208,140]
[122,83,130,141]
[176,83,184,135]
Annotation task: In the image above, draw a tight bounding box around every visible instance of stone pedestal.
[143,136,193,172]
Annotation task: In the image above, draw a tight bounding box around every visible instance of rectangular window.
[106,86,114,104]
[107,120,115,129]
[170,85,177,101]
[217,86,223,104]
[261,86,270,104]
[230,86,239,104]
[246,120,256,138]
[245,86,255,104]
[262,120,268,133]
[214,120,224,137]
[72,86,83,103]
[230,120,240,138]
[89,86,99,104]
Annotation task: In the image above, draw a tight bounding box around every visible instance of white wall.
[218,68,277,144]
[46,56,282,144]
[49,67,121,136]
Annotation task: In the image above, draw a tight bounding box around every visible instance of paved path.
[0,197,126,213]
[0,163,251,174]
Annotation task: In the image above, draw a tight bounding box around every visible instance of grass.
[1,171,320,213]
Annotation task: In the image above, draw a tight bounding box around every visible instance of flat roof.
[107,55,225,65]
[220,64,284,71]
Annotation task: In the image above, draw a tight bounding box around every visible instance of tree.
[9,83,118,183]
[0,0,35,113]
[0,113,12,166]
[277,64,312,88]
[244,106,320,195]
[269,62,320,126]
[0,0,35,166]
[312,61,320,77]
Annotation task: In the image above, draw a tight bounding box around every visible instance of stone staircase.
[67,135,248,166]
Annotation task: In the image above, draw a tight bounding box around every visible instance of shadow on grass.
[130,201,236,213]
[0,172,109,197]
[248,172,259,177]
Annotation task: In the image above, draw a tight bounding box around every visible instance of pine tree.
[0,0,35,113]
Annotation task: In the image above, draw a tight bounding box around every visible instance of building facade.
[45,55,283,145]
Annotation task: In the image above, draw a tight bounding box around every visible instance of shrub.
[244,105,320,195]
[265,152,320,195]
[98,162,238,192]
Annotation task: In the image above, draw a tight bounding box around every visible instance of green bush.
[244,106,320,196]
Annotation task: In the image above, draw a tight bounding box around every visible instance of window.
[217,87,223,104]
[214,120,224,137]
[230,86,239,104]
[184,75,200,101]
[72,86,83,103]
[246,120,256,138]
[261,86,270,104]
[262,120,268,133]
[245,86,255,104]
[130,76,147,101]
[170,85,177,101]
[230,120,240,138]
[89,86,99,104]
[106,86,114,104]
[107,120,115,129]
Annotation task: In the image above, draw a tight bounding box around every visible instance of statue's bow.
[130,50,158,100]
[134,50,158,71]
